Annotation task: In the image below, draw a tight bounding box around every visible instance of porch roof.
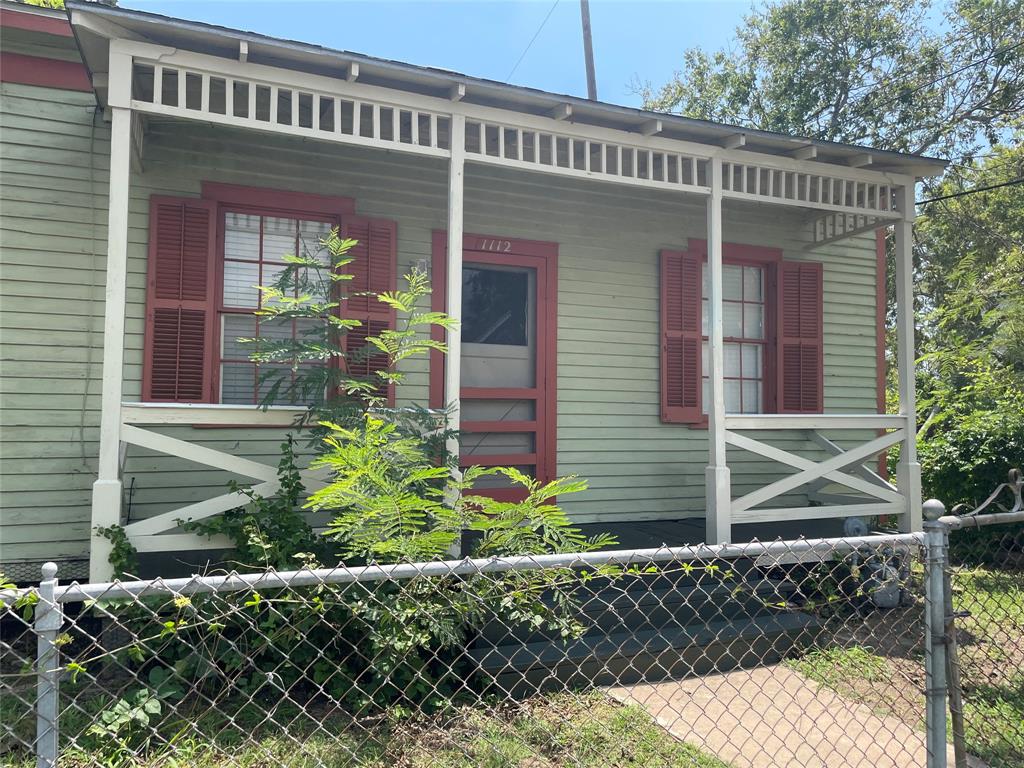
[65,0,947,179]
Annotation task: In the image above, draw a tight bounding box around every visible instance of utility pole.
[580,0,597,100]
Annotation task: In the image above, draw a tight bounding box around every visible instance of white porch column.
[445,113,465,466]
[894,181,922,532]
[90,47,133,581]
[705,156,731,543]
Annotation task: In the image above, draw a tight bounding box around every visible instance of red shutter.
[340,216,397,404]
[142,197,217,402]
[776,260,823,413]
[660,249,702,423]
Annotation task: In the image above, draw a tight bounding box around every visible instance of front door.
[430,235,557,501]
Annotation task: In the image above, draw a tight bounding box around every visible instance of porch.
[68,3,932,581]
[581,517,847,552]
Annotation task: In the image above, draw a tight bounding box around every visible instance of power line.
[947,158,1023,177]
[506,0,561,83]
[844,3,1024,99]
[869,39,1024,112]
[917,177,1024,205]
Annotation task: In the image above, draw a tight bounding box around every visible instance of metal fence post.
[923,500,949,768]
[35,562,62,768]
[942,534,968,768]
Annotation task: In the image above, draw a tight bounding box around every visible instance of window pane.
[723,264,743,300]
[223,260,259,308]
[221,362,254,404]
[263,216,297,262]
[258,317,294,345]
[461,432,534,456]
[462,266,529,345]
[257,364,294,405]
[724,343,741,377]
[701,341,709,372]
[701,378,710,415]
[743,303,765,339]
[725,379,741,413]
[222,315,255,360]
[723,301,743,336]
[742,380,762,413]
[299,220,332,265]
[744,266,763,301]
[701,299,709,336]
[295,317,325,349]
[462,399,535,421]
[741,343,763,378]
[224,213,260,261]
[261,261,292,298]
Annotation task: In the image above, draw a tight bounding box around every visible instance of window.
[462,266,530,346]
[660,244,823,425]
[218,212,334,405]
[701,263,766,414]
[142,185,398,406]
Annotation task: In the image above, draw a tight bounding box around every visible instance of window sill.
[123,401,307,429]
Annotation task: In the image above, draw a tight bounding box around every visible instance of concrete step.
[471,611,819,698]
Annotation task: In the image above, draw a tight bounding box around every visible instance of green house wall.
[0,80,883,577]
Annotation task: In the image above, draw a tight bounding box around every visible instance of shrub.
[80,224,619,763]
[910,359,1024,564]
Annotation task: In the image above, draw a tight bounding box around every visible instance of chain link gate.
[2,498,1022,768]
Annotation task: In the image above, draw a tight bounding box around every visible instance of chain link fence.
[2,512,1021,768]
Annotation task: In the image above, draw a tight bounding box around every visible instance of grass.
[0,690,730,768]
[788,563,1024,768]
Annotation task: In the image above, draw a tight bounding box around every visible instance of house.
[0,1,947,582]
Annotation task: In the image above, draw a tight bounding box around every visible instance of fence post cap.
[41,562,58,580]
[922,499,947,521]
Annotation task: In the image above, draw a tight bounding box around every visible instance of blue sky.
[117,1,752,108]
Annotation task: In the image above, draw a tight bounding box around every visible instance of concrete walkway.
[608,665,974,768]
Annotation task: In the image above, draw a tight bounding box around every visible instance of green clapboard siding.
[0,79,109,576]
[1,87,884,573]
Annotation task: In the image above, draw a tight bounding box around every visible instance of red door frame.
[430,231,558,498]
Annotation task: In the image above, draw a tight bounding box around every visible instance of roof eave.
[63,0,948,178]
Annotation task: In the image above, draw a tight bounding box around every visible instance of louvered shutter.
[776,261,824,413]
[660,249,702,423]
[341,216,397,404]
[142,197,217,402]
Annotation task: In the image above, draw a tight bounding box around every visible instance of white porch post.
[90,46,133,581]
[894,181,922,532]
[445,114,465,470]
[705,156,731,543]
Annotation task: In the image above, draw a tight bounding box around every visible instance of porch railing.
[116,402,321,554]
[724,413,908,524]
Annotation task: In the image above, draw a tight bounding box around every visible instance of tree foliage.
[917,133,1024,378]
[639,0,1024,159]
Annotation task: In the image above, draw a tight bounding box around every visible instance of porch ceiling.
[65,0,947,180]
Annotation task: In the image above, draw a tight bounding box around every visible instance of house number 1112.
[476,238,512,252]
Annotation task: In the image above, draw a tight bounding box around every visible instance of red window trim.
[684,238,783,265]
[213,206,343,406]
[0,8,74,37]
[190,184,356,412]
[429,231,559,487]
[0,52,90,92]
[665,241,783,429]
